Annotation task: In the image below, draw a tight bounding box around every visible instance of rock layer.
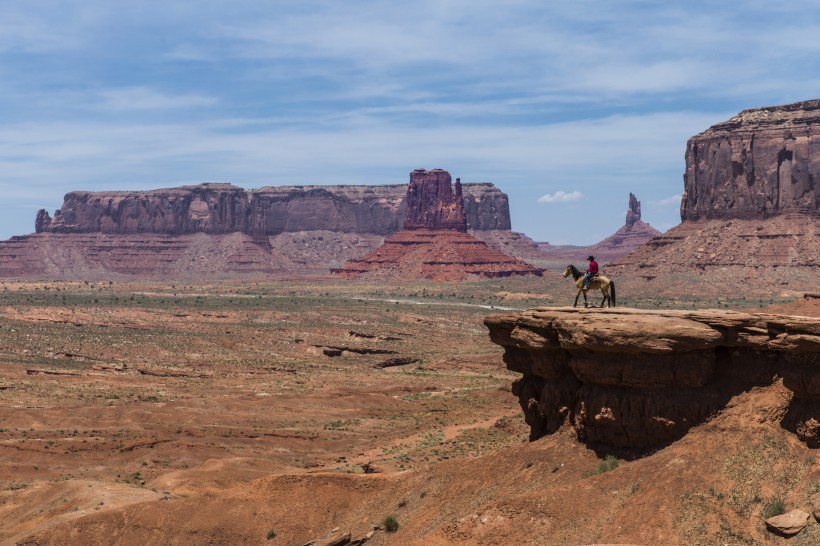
[485,307,820,450]
[0,232,383,279]
[333,229,544,281]
[35,182,510,236]
[682,99,820,221]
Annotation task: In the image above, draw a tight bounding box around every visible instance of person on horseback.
[582,255,598,290]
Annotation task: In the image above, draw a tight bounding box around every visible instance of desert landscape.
[1,17,820,542]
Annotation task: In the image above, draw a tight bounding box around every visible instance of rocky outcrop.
[536,193,660,264]
[682,99,820,221]
[485,307,820,450]
[334,169,543,280]
[608,101,820,297]
[403,169,467,231]
[34,182,510,236]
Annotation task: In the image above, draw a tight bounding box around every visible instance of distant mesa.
[33,181,510,236]
[536,192,661,264]
[0,178,514,279]
[332,169,544,281]
[609,98,820,295]
[682,98,820,221]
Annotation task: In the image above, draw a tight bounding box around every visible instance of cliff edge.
[486,307,820,450]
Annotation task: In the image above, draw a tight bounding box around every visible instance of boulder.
[765,509,809,536]
[811,491,820,521]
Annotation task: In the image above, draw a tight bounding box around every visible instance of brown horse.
[563,264,616,308]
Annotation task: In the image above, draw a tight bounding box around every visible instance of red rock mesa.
[333,169,544,281]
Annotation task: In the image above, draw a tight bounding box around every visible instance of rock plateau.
[609,99,820,297]
[485,307,820,450]
[0,180,512,279]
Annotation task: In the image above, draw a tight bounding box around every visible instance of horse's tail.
[610,280,616,307]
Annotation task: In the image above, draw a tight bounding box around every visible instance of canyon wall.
[486,307,820,450]
[682,99,820,221]
[35,182,510,236]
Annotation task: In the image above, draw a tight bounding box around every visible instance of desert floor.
[0,275,817,545]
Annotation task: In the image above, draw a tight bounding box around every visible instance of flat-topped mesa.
[403,169,468,231]
[34,181,510,236]
[485,307,820,451]
[682,99,820,221]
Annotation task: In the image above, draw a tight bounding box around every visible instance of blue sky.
[2,1,820,244]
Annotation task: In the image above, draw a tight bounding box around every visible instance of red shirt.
[586,261,598,274]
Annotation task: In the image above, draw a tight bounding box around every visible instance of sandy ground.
[0,278,817,544]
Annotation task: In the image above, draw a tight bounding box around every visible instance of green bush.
[762,498,785,519]
[383,515,399,533]
[266,528,276,540]
[595,455,619,474]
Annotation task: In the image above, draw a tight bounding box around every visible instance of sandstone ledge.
[485,307,820,450]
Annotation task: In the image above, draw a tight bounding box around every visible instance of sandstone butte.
[0,180,513,279]
[536,192,661,264]
[485,307,820,451]
[608,99,819,296]
[332,169,545,281]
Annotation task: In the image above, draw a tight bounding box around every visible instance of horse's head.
[562,265,572,278]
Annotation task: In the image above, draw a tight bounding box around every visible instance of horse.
[562,264,616,308]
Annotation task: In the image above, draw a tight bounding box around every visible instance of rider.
[582,255,598,290]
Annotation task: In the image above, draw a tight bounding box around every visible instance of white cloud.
[96,87,218,111]
[538,190,583,204]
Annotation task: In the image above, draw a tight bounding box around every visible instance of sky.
[2,1,820,244]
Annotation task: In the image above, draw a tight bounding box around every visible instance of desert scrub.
[761,498,785,519]
[595,455,618,474]
[266,528,276,540]
[383,515,399,533]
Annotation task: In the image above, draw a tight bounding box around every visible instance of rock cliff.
[334,169,543,280]
[608,100,820,298]
[34,182,510,236]
[403,169,467,231]
[485,307,820,450]
[682,99,820,221]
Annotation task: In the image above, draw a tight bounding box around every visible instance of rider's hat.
[587,255,595,261]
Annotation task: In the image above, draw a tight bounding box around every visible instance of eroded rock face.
[403,169,467,231]
[35,182,510,236]
[485,307,820,450]
[333,169,543,280]
[682,99,820,221]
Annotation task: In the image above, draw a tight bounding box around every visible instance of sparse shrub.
[266,528,276,540]
[762,498,785,519]
[595,455,619,474]
[383,515,399,533]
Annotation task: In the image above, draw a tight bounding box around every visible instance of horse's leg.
[583,290,588,308]
[574,290,580,307]
[600,288,607,308]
